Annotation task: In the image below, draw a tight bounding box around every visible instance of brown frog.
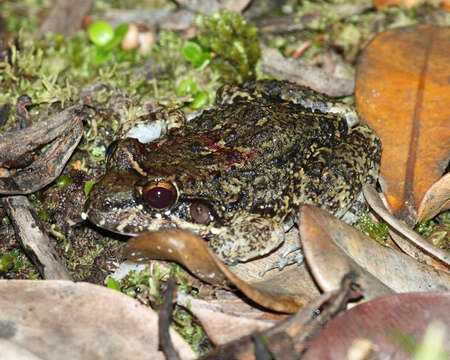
[84,80,381,264]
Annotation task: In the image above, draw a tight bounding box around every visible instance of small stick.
[1,196,72,280]
[158,276,180,360]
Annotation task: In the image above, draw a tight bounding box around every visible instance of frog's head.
[83,138,218,237]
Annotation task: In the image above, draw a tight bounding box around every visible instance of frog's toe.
[259,244,303,277]
[209,214,285,264]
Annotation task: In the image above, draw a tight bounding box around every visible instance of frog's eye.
[190,201,215,225]
[142,181,177,209]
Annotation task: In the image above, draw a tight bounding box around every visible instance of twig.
[1,196,72,280]
[158,276,180,360]
[261,44,354,97]
[35,0,93,38]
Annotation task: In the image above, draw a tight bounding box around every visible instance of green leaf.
[88,21,114,46]
[106,277,121,291]
[190,91,208,109]
[94,46,112,65]
[84,180,95,196]
[182,41,210,67]
[104,23,129,51]
[177,79,198,96]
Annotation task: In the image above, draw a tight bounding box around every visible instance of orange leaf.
[355,25,450,224]
[374,0,421,9]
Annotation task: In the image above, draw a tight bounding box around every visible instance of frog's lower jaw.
[208,214,285,264]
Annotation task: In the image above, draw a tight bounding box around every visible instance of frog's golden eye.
[142,181,177,209]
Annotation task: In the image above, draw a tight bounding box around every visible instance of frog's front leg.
[208,213,285,264]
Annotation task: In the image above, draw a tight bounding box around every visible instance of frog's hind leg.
[208,213,285,264]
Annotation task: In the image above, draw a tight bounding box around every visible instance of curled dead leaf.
[299,204,450,293]
[299,205,393,300]
[417,172,450,222]
[125,229,312,313]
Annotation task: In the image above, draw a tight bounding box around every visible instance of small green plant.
[0,254,14,274]
[87,21,130,64]
[182,41,211,68]
[84,180,95,196]
[358,211,389,246]
[176,79,210,109]
[55,174,73,188]
[415,212,449,249]
[106,277,121,291]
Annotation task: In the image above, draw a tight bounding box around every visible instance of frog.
[84,80,381,264]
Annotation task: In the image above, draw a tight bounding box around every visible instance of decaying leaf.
[0,280,195,360]
[417,172,450,222]
[299,204,450,293]
[374,0,422,9]
[303,292,450,360]
[355,25,450,224]
[125,229,314,313]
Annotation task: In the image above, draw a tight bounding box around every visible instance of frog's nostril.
[142,181,177,209]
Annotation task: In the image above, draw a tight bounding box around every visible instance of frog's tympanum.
[85,80,381,264]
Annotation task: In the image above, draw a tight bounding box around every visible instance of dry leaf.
[303,292,450,359]
[299,205,394,300]
[417,172,450,222]
[0,280,195,360]
[125,229,314,313]
[299,204,450,293]
[374,0,421,9]
[355,25,450,224]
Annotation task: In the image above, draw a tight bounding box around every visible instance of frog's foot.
[208,214,285,264]
[258,244,304,277]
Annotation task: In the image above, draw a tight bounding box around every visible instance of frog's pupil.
[144,187,173,209]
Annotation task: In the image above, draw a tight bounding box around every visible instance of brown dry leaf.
[417,172,450,222]
[299,205,393,300]
[355,25,450,224]
[125,229,315,313]
[374,0,421,9]
[303,292,450,360]
[0,280,195,360]
[299,205,450,293]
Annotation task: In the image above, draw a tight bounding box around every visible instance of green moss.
[55,174,73,188]
[0,254,14,274]
[37,209,51,222]
[358,211,389,247]
[195,10,261,81]
[415,212,449,250]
